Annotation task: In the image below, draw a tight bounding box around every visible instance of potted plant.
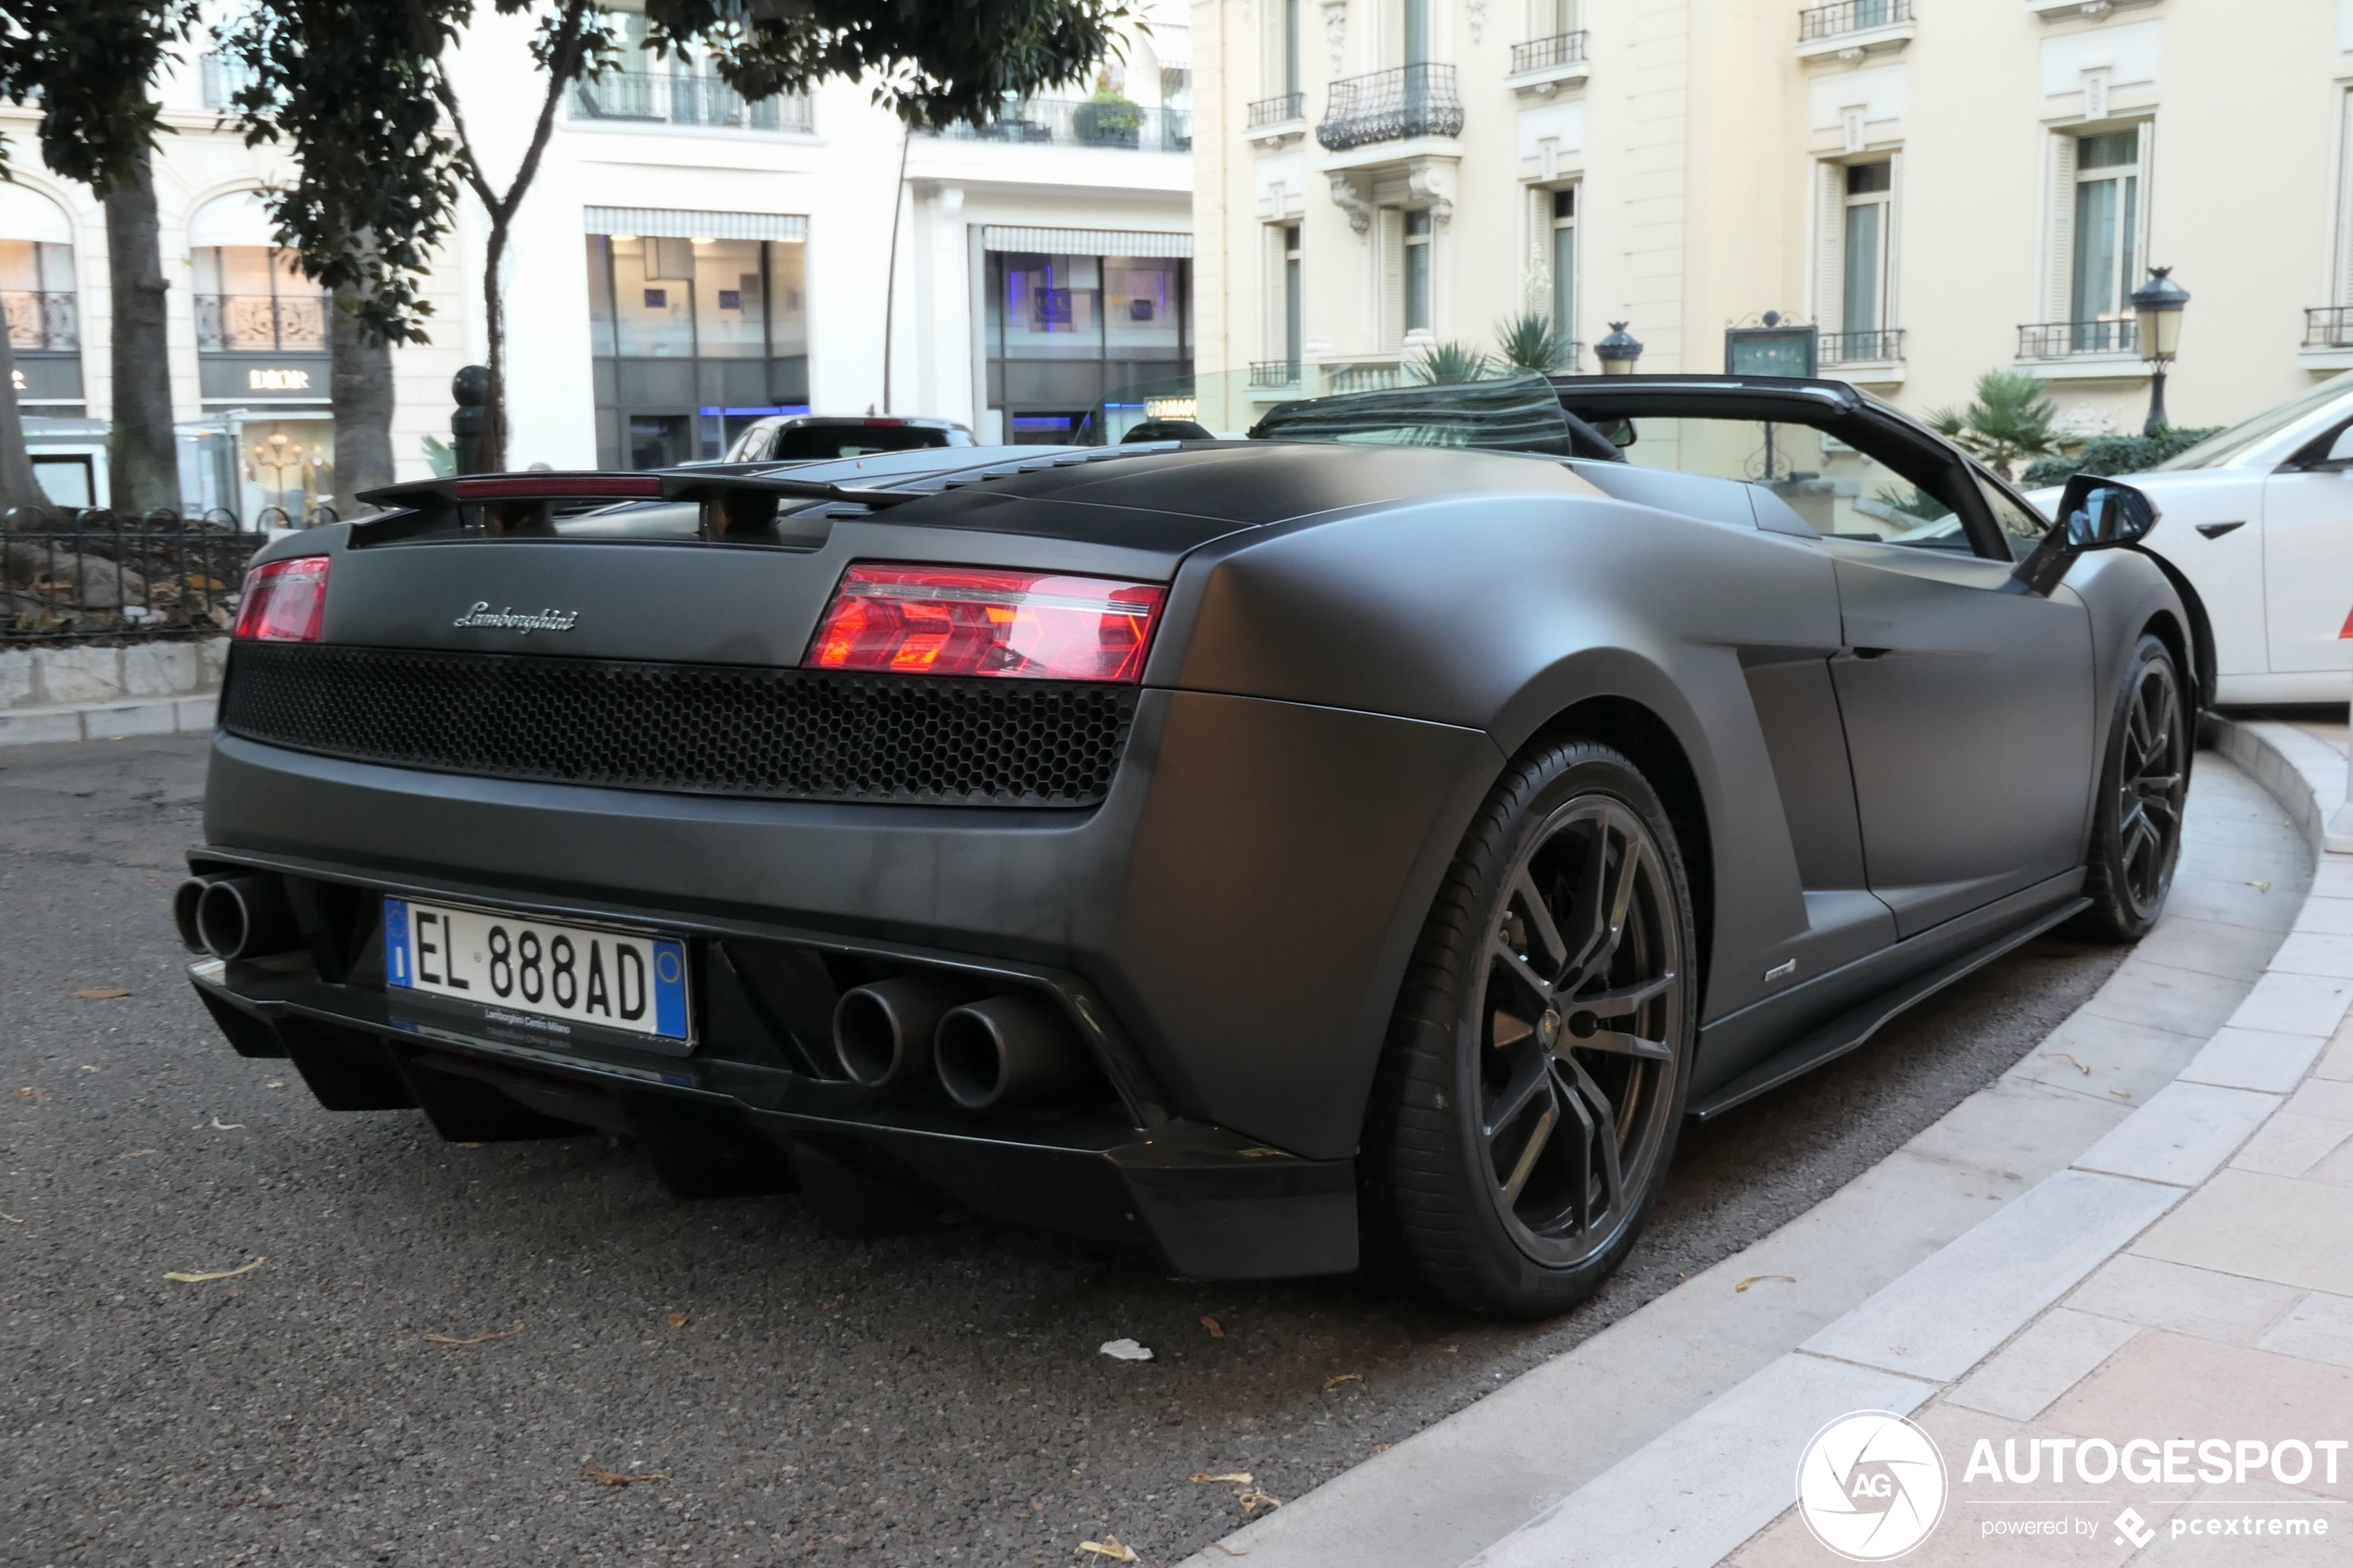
[1074,88,1145,148]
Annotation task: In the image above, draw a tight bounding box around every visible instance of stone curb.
[0,694,218,746]
[1463,715,2350,1568]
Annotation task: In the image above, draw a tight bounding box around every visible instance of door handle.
[2196,521,2246,539]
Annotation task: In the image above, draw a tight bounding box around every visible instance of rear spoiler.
[346,469,925,546]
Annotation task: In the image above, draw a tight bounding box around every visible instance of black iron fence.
[1798,0,1913,42]
[1248,92,1305,128]
[1,508,271,643]
[196,293,327,353]
[1510,31,1588,75]
[3,290,78,352]
[2017,319,2138,358]
[1317,64,1465,150]
[1819,328,1906,364]
[2304,307,2353,349]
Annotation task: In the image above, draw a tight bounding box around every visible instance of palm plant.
[1410,339,1491,384]
[1925,370,2059,481]
[1495,310,1568,373]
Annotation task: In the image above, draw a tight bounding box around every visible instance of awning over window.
[980,226,1192,258]
[188,190,278,248]
[583,207,810,243]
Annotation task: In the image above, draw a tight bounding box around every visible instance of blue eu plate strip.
[652,939,688,1040]
[384,898,412,988]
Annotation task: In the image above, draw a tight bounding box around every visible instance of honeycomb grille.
[221,643,1139,808]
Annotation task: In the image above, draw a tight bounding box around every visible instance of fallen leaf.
[818,1297,841,1311]
[456,1141,484,1148]
[208,1117,245,1131]
[2038,1051,2092,1077]
[583,1464,667,1488]
[1323,1373,1362,1390]
[0,1211,20,1223]
[13,1087,43,1101]
[265,1081,284,1089]
[1372,1443,1390,1453]
[1200,1315,1226,1338]
[1076,1539,1139,1563]
[1239,1489,1283,1513]
[80,1064,101,1073]
[1100,1337,1153,1361]
[1190,1472,1252,1485]
[166,1257,266,1284]
[75,987,132,1000]
[423,1322,527,1347]
[2247,880,2272,892]
[1735,1274,1797,1293]
[2108,1088,2133,1100]
[1210,1546,1251,1558]
[121,1148,158,1159]
[665,1312,687,1328]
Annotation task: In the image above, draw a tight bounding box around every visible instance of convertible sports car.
[178,373,2193,1316]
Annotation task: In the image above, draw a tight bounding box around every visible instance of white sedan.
[2028,373,2353,707]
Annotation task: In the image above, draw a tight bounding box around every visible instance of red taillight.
[233,556,331,642]
[807,564,1165,683]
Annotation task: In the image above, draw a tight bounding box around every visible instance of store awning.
[980,226,1192,258]
[583,207,810,242]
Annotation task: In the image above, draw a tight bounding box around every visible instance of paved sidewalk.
[1471,715,2353,1568]
[0,691,217,745]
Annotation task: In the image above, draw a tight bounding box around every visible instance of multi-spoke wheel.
[1366,741,1695,1317]
[2076,633,2188,942]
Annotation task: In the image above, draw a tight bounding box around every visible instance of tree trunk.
[103,146,179,517]
[330,286,396,517]
[0,315,48,519]
[478,218,509,471]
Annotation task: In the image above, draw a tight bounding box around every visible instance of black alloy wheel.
[2076,633,2188,941]
[1366,740,1696,1317]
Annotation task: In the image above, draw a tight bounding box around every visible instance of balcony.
[1247,92,1306,145]
[1795,0,1915,60]
[2016,319,2145,377]
[1506,31,1591,95]
[1250,359,1302,388]
[196,294,326,354]
[2304,307,2353,350]
[928,98,1191,153]
[1819,328,1905,365]
[571,71,815,134]
[4,290,78,353]
[1316,64,1463,152]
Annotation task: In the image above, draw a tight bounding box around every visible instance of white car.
[2029,372,2353,707]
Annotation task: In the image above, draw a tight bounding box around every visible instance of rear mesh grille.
[221,643,1138,808]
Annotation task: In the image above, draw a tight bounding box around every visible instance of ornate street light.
[2130,265,2190,435]
[1595,320,1644,375]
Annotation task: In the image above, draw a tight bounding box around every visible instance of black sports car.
[179,373,2194,1316]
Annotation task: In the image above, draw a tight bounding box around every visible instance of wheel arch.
[2130,547,2216,711]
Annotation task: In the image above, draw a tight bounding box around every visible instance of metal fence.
[1798,0,1913,42]
[2304,307,2353,349]
[2017,319,2138,358]
[1819,328,1906,364]
[572,70,815,132]
[1510,31,1588,75]
[3,290,78,352]
[1,509,271,643]
[196,293,327,354]
[1317,64,1465,151]
[930,98,1192,153]
[1248,93,1305,128]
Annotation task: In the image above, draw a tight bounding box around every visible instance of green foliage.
[0,1,200,193]
[1872,484,1951,521]
[1925,369,2059,481]
[1409,340,1492,384]
[1495,310,1568,373]
[2020,426,2223,490]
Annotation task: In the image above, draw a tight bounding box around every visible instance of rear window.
[771,425,953,460]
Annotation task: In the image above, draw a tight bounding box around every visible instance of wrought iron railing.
[1250,359,1302,387]
[1316,64,1464,151]
[2017,319,2138,358]
[195,293,327,354]
[929,98,1191,152]
[1510,31,1589,74]
[0,508,266,643]
[200,52,260,112]
[1798,0,1913,42]
[2303,307,2353,349]
[1819,328,1906,363]
[3,290,78,353]
[571,70,815,133]
[1248,93,1305,128]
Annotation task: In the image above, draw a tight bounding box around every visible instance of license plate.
[383,897,689,1045]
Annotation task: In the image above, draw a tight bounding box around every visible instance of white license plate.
[383,897,690,1044]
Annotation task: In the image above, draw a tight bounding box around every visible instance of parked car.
[178,372,2190,1317]
[723,415,974,463]
[2027,372,2353,706]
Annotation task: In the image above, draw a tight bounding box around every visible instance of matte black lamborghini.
[179,374,2194,1316]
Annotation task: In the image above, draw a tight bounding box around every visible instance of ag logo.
[1795,1411,1947,1561]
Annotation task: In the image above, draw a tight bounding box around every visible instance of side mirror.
[2007,475,2161,595]
[1610,418,1639,450]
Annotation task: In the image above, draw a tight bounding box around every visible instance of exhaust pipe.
[194,875,302,960]
[830,977,963,1091]
[172,877,219,952]
[935,993,1087,1112]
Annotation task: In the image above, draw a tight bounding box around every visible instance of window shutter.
[1379,207,1405,349]
[2046,132,2078,325]
[1815,162,1846,333]
[2341,93,2353,304]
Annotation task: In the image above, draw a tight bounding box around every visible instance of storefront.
[582,207,811,468]
[188,192,336,524]
[982,226,1191,444]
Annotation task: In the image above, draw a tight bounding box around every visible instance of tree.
[0,1,199,516]
[227,0,1135,472]
[1925,370,2058,482]
[1495,310,1567,374]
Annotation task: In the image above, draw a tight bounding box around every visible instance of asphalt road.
[2,734,2135,1567]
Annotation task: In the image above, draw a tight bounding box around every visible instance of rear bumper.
[186,952,1359,1280]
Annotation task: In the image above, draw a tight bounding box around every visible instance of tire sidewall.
[2082,633,2186,940]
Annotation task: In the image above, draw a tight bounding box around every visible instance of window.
[1404,0,1430,65]
[1283,223,1302,365]
[1549,188,1576,355]
[1284,0,1302,100]
[2070,128,2142,328]
[1530,0,1578,37]
[194,246,327,353]
[1404,208,1433,333]
[1842,162,1891,338]
[985,248,1193,441]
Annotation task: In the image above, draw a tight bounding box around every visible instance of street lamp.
[1595,320,1644,375]
[2130,265,2190,435]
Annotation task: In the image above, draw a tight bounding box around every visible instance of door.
[1823,540,2098,937]
[2262,457,2353,679]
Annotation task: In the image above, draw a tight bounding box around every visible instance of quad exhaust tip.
[185,874,301,961]
[934,993,1087,1112]
[830,977,963,1092]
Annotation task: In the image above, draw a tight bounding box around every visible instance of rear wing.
[347,469,925,547]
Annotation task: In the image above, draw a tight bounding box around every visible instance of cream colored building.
[1191,0,2353,441]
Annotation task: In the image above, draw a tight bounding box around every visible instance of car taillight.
[233,557,331,642]
[807,564,1165,683]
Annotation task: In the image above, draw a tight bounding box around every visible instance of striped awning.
[980,225,1192,258]
[583,207,809,242]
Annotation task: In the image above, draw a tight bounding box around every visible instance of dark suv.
[724,416,974,463]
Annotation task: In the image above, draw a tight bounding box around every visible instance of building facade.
[0,3,1193,516]
[1191,0,2353,442]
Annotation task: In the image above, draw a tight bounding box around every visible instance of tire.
[1363,740,1698,1317]
[2072,633,2189,944]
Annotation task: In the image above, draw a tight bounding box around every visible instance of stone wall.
[0,638,229,711]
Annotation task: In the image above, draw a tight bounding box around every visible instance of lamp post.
[1595,320,1644,375]
[2130,266,2190,436]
